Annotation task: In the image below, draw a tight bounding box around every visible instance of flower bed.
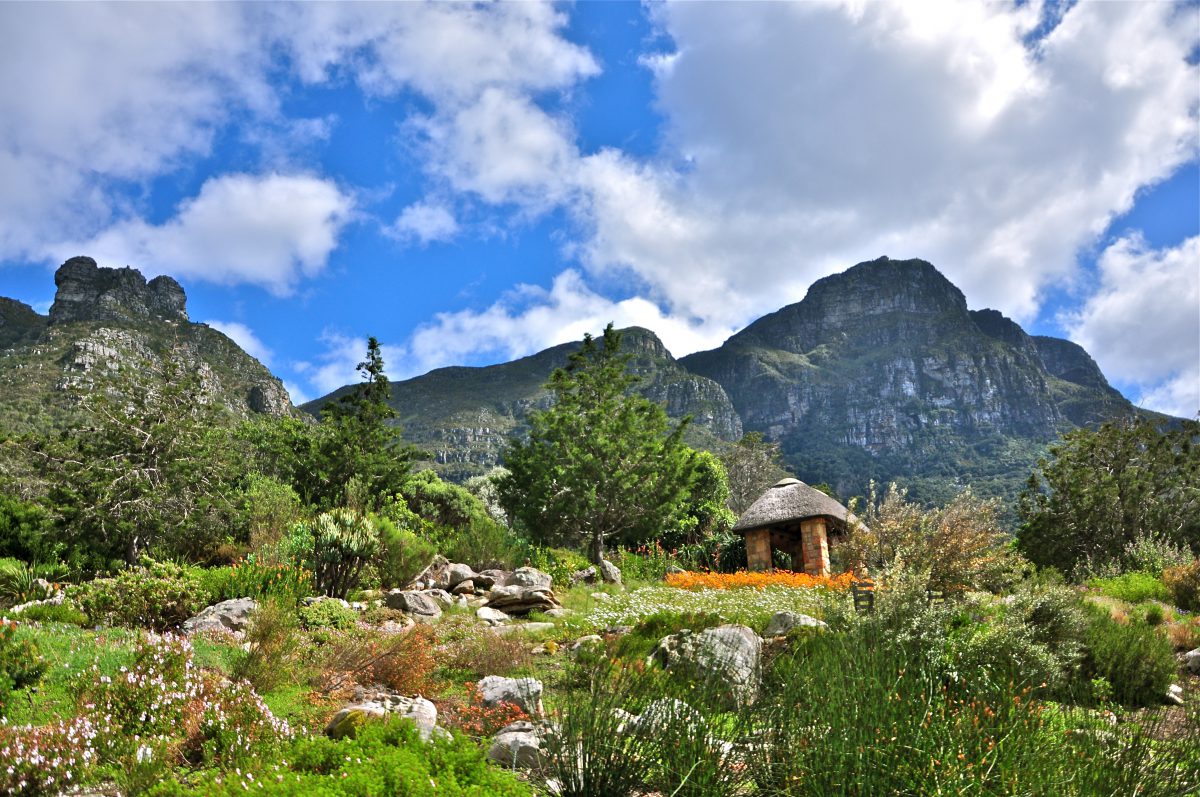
[665,569,855,591]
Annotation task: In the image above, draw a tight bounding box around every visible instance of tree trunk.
[589,533,605,566]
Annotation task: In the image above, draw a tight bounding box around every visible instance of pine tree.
[498,324,700,564]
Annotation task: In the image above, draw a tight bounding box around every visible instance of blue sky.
[0,1,1196,416]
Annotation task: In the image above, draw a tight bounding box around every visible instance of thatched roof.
[733,478,857,535]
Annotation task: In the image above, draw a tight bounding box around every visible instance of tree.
[1018,417,1200,576]
[720,432,789,515]
[498,324,702,564]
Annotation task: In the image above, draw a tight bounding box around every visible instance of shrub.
[440,682,530,738]
[313,625,438,697]
[15,601,88,626]
[204,559,314,606]
[1081,607,1177,707]
[441,628,533,678]
[0,716,99,795]
[375,516,438,589]
[0,559,66,607]
[0,620,45,717]
[436,517,523,571]
[299,599,359,631]
[615,541,679,582]
[1163,559,1200,611]
[612,609,724,662]
[307,510,379,599]
[1120,530,1195,575]
[68,559,209,631]
[233,598,302,693]
[525,545,591,589]
[1086,572,1170,604]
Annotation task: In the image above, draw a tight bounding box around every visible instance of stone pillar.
[744,528,773,572]
[799,518,830,577]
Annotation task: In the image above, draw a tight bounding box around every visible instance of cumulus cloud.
[388,201,459,245]
[54,174,354,295]
[1063,235,1200,418]
[204,320,275,368]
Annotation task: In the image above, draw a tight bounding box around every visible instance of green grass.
[1086,572,1171,604]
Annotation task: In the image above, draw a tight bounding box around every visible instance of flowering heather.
[665,569,855,591]
[0,716,98,796]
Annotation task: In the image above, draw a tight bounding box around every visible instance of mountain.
[0,256,293,434]
[680,256,1147,506]
[302,327,743,481]
[308,256,1149,511]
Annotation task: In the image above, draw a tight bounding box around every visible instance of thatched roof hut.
[733,478,859,575]
[733,478,858,536]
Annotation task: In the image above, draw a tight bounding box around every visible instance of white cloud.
[1063,235,1200,418]
[204,320,275,367]
[388,201,459,245]
[55,174,354,295]
[298,331,406,398]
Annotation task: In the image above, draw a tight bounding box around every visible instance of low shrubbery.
[1086,571,1170,604]
[299,599,359,631]
[0,620,45,718]
[14,601,88,626]
[233,598,302,693]
[68,559,209,631]
[312,625,438,698]
[1081,606,1178,707]
[204,559,313,606]
[1163,558,1200,611]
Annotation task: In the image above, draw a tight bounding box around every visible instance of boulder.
[9,590,66,615]
[619,698,705,736]
[477,607,511,626]
[649,624,762,707]
[384,590,442,619]
[598,559,622,585]
[488,721,547,769]
[181,598,257,635]
[446,563,478,589]
[507,567,553,590]
[475,569,505,590]
[409,555,451,590]
[1184,648,1200,676]
[763,611,828,637]
[486,583,561,615]
[476,675,544,716]
[1166,683,1185,706]
[325,692,442,741]
[425,589,455,609]
[451,579,476,596]
[569,566,598,586]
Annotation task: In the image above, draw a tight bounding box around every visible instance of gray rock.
[1166,683,1185,706]
[488,721,546,769]
[507,567,553,590]
[571,634,604,652]
[650,624,762,707]
[543,608,571,618]
[325,692,442,741]
[9,590,66,615]
[477,607,511,625]
[425,589,455,609]
[476,675,544,716]
[1184,648,1200,675]
[181,598,257,635]
[50,256,188,325]
[599,559,622,585]
[446,563,478,589]
[475,569,505,590]
[620,699,705,736]
[490,622,556,636]
[384,590,442,619]
[569,566,598,586]
[487,583,561,615]
[451,579,476,595]
[763,611,828,637]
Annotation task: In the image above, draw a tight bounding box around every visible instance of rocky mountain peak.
[50,256,188,325]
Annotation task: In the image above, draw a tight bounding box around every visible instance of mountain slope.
[0,257,293,434]
[303,327,743,481]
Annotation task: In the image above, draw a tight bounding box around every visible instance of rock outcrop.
[50,256,188,325]
[181,598,258,635]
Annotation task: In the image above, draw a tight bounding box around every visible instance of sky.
[0,0,1197,417]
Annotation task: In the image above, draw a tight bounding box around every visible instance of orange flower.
[665,569,855,591]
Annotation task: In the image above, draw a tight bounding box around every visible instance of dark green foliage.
[0,621,46,718]
[398,469,496,531]
[0,494,59,563]
[299,599,358,631]
[1081,607,1177,707]
[659,450,736,551]
[499,324,707,564]
[68,559,209,631]
[374,514,438,589]
[1086,572,1170,604]
[1019,417,1200,574]
[145,715,532,796]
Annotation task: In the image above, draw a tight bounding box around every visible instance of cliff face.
[303,327,743,482]
[680,257,1138,505]
[0,258,293,433]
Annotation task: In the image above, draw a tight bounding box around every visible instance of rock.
[569,566,598,586]
[1166,684,1185,706]
[425,589,455,609]
[486,583,561,615]
[598,559,622,585]
[409,555,450,590]
[446,563,478,589]
[665,564,685,576]
[543,608,571,618]
[590,592,611,601]
[1184,648,1200,676]
[476,675,544,716]
[477,607,510,626]
[488,721,546,769]
[649,625,762,707]
[490,622,556,636]
[181,598,257,635]
[507,567,553,590]
[384,590,442,619]
[451,579,476,596]
[571,634,603,652]
[50,256,188,325]
[620,699,705,736]
[9,590,66,615]
[763,611,828,637]
[325,692,442,741]
[475,569,505,590]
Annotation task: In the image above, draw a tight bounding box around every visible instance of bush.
[15,601,88,626]
[0,559,67,607]
[204,559,314,606]
[0,620,45,717]
[441,628,533,678]
[375,516,438,589]
[68,559,209,631]
[525,546,591,589]
[233,598,302,693]
[1086,572,1170,604]
[307,510,379,599]
[436,517,523,571]
[299,599,359,631]
[1081,607,1177,707]
[1163,559,1200,611]
[312,625,438,697]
